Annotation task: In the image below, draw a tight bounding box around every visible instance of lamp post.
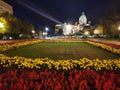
[45,27,49,37]
[32,30,35,38]
[94,29,98,38]
[45,27,49,32]
[118,25,120,38]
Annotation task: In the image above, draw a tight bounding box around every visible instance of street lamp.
[118,25,120,30]
[32,30,35,34]
[0,22,4,28]
[43,27,49,38]
[118,25,120,38]
[32,30,35,38]
[45,27,49,32]
[85,31,89,35]
[94,29,98,34]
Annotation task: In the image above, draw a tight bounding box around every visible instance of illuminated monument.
[55,12,90,35]
[62,12,90,35]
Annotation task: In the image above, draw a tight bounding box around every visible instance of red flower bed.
[0,39,39,45]
[0,68,120,90]
[88,39,120,49]
[0,40,24,45]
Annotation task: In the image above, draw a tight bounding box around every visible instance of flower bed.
[0,39,42,52]
[0,54,120,71]
[1,39,120,55]
[87,39,120,49]
[0,68,119,90]
[86,40,120,55]
[0,39,120,89]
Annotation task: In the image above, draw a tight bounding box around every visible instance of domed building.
[55,12,90,35]
[79,12,87,25]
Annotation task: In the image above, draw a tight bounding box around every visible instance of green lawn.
[4,42,120,60]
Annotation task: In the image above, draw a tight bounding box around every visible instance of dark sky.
[4,0,113,28]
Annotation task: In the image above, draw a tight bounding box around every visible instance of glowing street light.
[45,27,49,32]
[94,30,98,34]
[118,25,120,30]
[32,30,35,34]
[0,22,4,28]
[118,25,120,38]
[32,30,35,38]
[85,31,89,35]
[43,27,49,38]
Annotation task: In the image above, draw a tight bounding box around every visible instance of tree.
[99,0,120,38]
[0,12,35,39]
[0,17,10,34]
[19,20,34,39]
[95,25,103,35]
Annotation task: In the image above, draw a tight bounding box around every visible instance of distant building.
[0,0,13,14]
[55,24,63,35]
[55,12,91,35]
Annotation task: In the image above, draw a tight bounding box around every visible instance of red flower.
[0,82,2,88]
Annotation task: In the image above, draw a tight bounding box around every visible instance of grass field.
[4,42,120,60]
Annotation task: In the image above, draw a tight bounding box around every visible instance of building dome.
[79,12,87,25]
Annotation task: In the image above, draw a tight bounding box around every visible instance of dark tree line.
[0,12,34,39]
[99,0,120,38]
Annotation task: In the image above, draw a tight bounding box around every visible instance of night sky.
[4,0,113,28]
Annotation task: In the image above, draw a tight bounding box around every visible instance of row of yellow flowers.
[0,54,120,71]
[86,41,120,55]
[0,39,42,52]
[0,39,120,71]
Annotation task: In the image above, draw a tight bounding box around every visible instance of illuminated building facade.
[55,12,91,35]
[63,12,90,35]
[0,0,13,14]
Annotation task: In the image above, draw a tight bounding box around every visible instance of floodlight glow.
[118,26,120,30]
[94,30,98,34]
[85,31,89,35]
[66,24,72,30]
[43,32,47,35]
[63,24,73,35]
[0,22,4,28]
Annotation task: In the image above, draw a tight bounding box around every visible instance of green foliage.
[99,0,120,38]
[0,17,10,34]
[0,12,34,39]
[95,25,103,35]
